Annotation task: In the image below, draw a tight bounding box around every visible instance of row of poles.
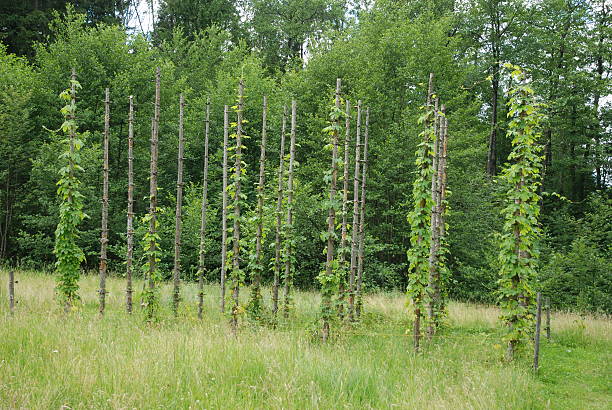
[90,69,371,328]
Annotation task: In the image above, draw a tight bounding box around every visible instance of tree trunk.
[322,79,341,341]
[283,99,297,318]
[337,99,351,318]
[126,95,135,314]
[250,95,268,314]
[172,94,186,316]
[99,87,110,316]
[231,80,245,334]
[348,101,362,321]
[220,105,229,313]
[198,98,211,320]
[272,106,287,316]
[148,67,161,293]
[486,61,499,176]
[355,107,370,319]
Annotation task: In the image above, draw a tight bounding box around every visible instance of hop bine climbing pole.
[98,87,110,316]
[249,95,268,319]
[172,94,186,316]
[197,97,211,320]
[220,105,229,313]
[126,95,135,314]
[407,73,436,351]
[282,99,297,318]
[337,99,351,318]
[54,68,86,313]
[142,67,161,322]
[497,63,544,361]
[320,79,342,341]
[229,79,245,334]
[355,106,370,319]
[348,101,362,321]
[272,105,287,316]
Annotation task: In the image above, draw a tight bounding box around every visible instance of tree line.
[0,0,609,314]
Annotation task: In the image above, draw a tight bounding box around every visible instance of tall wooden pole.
[283,99,297,318]
[272,106,287,316]
[348,101,362,321]
[148,67,161,294]
[220,105,229,313]
[231,80,245,334]
[414,72,434,351]
[355,107,370,319]
[322,79,341,341]
[172,94,186,316]
[251,96,268,313]
[126,95,135,314]
[434,106,448,316]
[545,296,551,340]
[99,87,110,316]
[427,99,441,338]
[338,99,351,317]
[198,98,211,319]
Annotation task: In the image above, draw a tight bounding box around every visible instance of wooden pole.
[534,292,543,371]
[545,296,551,340]
[198,97,211,320]
[148,67,161,294]
[414,72,435,351]
[126,95,135,314]
[435,107,448,316]
[251,95,268,313]
[172,94,186,316]
[231,80,245,334]
[355,106,370,319]
[99,87,110,316]
[348,101,362,321]
[427,99,441,338]
[272,106,287,316]
[322,79,341,341]
[338,99,351,317]
[283,99,297,318]
[220,105,229,313]
[8,270,14,314]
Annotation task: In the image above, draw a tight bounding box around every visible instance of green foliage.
[53,77,88,309]
[406,102,435,327]
[539,193,612,314]
[140,208,164,321]
[318,99,346,328]
[496,64,544,354]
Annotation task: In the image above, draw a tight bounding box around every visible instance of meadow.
[1,269,610,409]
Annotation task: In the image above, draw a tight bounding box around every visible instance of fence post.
[9,270,15,314]
[545,296,551,340]
[534,292,542,371]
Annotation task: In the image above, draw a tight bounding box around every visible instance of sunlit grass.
[1,270,610,409]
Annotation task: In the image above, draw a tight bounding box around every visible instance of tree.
[0,1,134,59]
[154,0,241,43]
[247,0,346,71]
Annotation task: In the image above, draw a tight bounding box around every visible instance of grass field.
[0,269,610,409]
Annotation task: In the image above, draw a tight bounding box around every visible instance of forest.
[0,0,610,408]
